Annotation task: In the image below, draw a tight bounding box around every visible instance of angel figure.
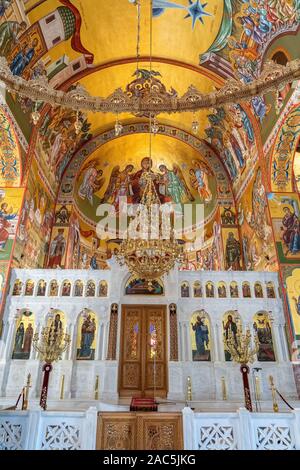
[78,162,105,206]
[189,159,212,203]
[158,164,194,204]
[100,166,120,204]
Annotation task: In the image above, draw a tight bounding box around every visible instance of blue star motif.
[184,0,212,29]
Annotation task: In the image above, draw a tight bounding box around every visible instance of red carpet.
[130,397,158,412]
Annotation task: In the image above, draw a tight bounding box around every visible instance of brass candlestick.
[60,375,65,400]
[224,328,259,412]
[269,375,279,412]
[22,373,31,410]
[94,375,99,400]
[33,327,70,410]
[221,376,227,401]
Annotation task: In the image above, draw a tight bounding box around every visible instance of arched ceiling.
[3,0,300,196]
[25,0,224,136]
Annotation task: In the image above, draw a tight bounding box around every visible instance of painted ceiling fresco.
[0,0,300,273]
[1,0,298,192]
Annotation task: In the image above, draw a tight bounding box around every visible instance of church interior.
[0,0,300,451]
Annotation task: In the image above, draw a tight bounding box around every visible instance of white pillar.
[271,322,284,362]
[212,323,221,362]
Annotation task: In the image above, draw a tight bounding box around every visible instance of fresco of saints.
[0,202,17,252]
[78,163,105,206]
[111,165,134,209]
[10,38,38,76]
[48,229,66,268]
[0,20,27,56]
[281,206,300,255]
[189,160,212,203]
[225,232,241,270]
[77,314,96,360]
[249,168,269,240]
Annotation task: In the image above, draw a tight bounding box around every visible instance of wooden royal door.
[119,305,168,398]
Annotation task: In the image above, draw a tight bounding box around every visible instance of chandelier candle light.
[33,325,70,410]
[224,328,259,412]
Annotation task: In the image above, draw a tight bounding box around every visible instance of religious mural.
[190,310,211,361]
[270,105,300,192]
[77,309,97,360]
[253,311,276,362]
[0,188,23,262]
[238,168,277,271]
[0,107,21,187]
[47,310,64,341]
[12,309,34,360]
[285,267,300,341]
[36,107,92,191]
[268,192,300,262]
[13,158,54,268]
[223,311,241,362]
[125,277,164,295]
[205,105,256,189]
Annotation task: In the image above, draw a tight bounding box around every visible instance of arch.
[218,281,227,298]
[12,309,34,360]
[61,280,71,297]
[266,281,276,299]
[253,311,275,362]
[193,281,202,298]
[76,309,97,360]
[230,281,239,298]
[206,281,214,298]
[99,280,108,297]
[254,282,264,298]
[24,280,34,296]
[222,310,241,362]
[190,310,211,362]
[49,279,59,296]
[12,279,23,296]
[242,281,251,298]
[181,281,190,298]
[74,280,84,297]
[86,280,96,297]
[37,280,47,296]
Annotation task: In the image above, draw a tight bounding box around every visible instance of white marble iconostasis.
[0,262,298,410]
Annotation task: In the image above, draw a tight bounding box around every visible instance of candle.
[60,375,65,400]
[221,376,227,400]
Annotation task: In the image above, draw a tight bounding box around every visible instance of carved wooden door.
[119,305,167,398]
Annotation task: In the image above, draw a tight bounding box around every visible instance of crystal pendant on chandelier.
[115,116,123,136]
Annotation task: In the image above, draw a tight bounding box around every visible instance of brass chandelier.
[115,170,184,286]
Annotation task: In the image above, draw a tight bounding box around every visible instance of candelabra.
[22,374,31,410]
[224,328,259,412]
[33,327,70,410]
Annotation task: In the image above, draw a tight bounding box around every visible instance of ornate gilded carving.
[169,304,179,361]
[106,304,118,360]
